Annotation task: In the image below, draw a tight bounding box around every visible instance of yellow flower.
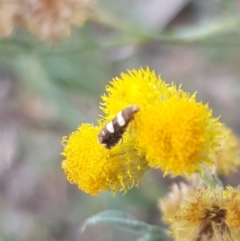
[100,67,171,122]
[170,187,240,241]
[61,123,149,196]
[101,67,222,176]
[136,92,221,175]
[209,125,240,175]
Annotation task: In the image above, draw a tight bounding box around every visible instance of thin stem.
[202,167,224,188]
[91,8,240,46]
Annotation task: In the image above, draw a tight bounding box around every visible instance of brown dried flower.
[169,187,240,241]
[0,1,19,37]
[0,0,93,42]
[158,174,205,225]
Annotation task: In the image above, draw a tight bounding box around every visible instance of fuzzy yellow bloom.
[170,187,240,241]
[209,125,240,175]
[101,67,171,122]
[101,67,221,176]
[137,93,221,175]
[62,123,148,195]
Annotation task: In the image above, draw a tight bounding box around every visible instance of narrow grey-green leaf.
[82,210,169,239]
[170,17,239,41]
[137,232,170,241]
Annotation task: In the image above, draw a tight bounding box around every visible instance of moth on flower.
[98,105,140,149]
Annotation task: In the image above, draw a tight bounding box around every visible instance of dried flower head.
[170,187,240,241]
[209,125,240,175]
[158,174,205,224]
[0,1,19,37]
[0,0,93,42]
[101,67,222,176]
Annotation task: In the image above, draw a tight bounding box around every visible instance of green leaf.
[169,17,240,43]
[82,210,169,240]
[137,233,168,241]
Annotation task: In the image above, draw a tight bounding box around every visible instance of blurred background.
[0,0,240,240]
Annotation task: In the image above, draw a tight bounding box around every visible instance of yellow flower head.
[170,187,240,241]
[101,67,222,176]
[100,67,170,122]
[209,125,240,175]
[61,123,148,196]
[137,92,221,175]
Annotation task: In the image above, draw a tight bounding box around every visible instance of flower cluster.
[62,67,223,195]
[0,0,93,42]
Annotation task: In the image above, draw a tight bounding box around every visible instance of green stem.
[202,167,224,188]
[91,8,240,46]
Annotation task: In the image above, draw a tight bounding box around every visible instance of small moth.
[98,105,140,149]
